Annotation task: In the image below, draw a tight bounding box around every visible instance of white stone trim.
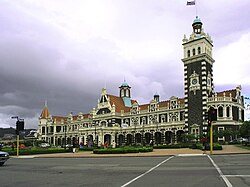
[201,61,206,65]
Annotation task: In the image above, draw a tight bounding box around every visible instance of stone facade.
[37,17,245,146]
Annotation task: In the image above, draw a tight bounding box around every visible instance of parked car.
[237,138,248,143]
[40,143,50,148]
[61,144,73,148]
[0,151,9,166]
[230,138,249,144]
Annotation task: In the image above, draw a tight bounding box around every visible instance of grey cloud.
[0,1,250,129]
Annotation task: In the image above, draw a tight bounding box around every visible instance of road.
[0,154,250,187]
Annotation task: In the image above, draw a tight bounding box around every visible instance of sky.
[0,0,250,129]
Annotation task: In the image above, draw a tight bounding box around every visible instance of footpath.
[15,145,250,158]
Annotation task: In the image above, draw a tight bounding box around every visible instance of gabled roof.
[107,94,131,112]
[139,104,149,111]
[138,98,185,111]
[158,100,169,108]
[216,89,236,98]
[52,116,67,123]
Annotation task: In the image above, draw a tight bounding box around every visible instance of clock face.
[192,78,197,85]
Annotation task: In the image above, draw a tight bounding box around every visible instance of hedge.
[5,147,70,156]
[93,146,153,154]
[190,143,222,150]
[153,143,191,149]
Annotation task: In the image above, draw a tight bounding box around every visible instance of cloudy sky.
[1,0,250,129]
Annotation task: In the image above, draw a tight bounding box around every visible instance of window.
[171,100,177,109]
[101,121,106,127]
[198,47,201,54]
[150,104,156,112]
[226,107,230,117]
[192,48,196,56]
[218,106,223,117]
[42,127,45,134]
[161,115,165,123]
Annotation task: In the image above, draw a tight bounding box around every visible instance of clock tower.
[182,16,215,135]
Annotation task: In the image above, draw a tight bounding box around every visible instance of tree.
[239,121,250,139]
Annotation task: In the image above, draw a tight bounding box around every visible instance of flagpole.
[195,0,198,16]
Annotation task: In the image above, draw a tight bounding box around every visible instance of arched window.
[198,47,201,54]
[161,115,165,123]
[192,48,196,56]
[226,107,230,117]
[218,106,223,117]
[187,50,190,57]
[101,121,106,127]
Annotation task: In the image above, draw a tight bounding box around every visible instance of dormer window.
[150,104,156,112]
[171,100,177,109]
[131,106,138,114]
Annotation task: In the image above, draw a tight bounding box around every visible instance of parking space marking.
[208,155,232,187]
[120,156,174,187]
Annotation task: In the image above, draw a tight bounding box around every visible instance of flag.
[187,1,195,6]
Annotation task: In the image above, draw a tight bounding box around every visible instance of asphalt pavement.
[2,153,250,187]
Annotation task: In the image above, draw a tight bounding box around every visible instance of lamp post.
[134,123,136,146]
[64,125,67,150]
[155,121,159,146]
[142,123,145,146]
[94,122,97,147]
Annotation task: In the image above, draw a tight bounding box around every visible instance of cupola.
[192,16,203,34]
[119,80,131,98]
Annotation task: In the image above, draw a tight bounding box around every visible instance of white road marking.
[225,175,250,178]
[120,156,174,187]
[177,154,206,157]
[208,155,233,187]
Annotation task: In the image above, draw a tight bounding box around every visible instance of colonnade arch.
[52,129,184,147]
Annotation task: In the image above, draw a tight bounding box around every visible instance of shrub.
[213,143,222,150]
